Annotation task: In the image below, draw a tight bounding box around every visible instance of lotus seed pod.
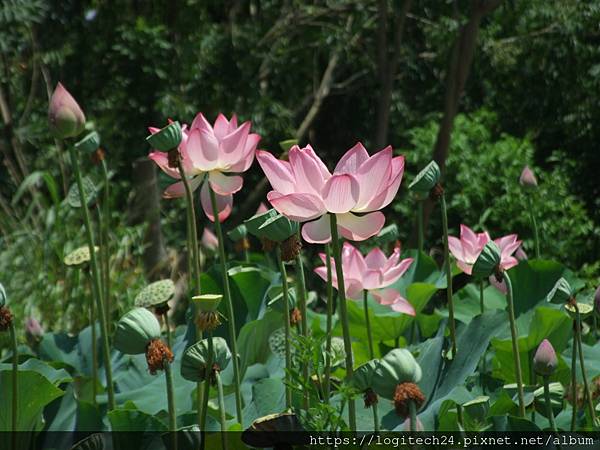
[180,337,231,382]
[352,360,379,392]
[372,348,422,399]
[471,241,501,278]
[546,277,573,304]
[227,224,248,242]
[192,294,223,313]
[0,282,6,307]
[64,246,100,267]
[114,308,162,354]
[74,131,101,153]
[146,121,182,152]
[533,382,564,419]
[244,209,279,239]
[134,279,175,308]
[462,396,490,421]
[519,166,538,190]
[48,83,86,138]
[67,176,97,208]
[408,161,441,194]
[268,327,289,359]
[564,302,594,319]
[329,337,347,368]
[533,339,558,377]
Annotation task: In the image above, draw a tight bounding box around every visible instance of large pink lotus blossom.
[449,224,522,275]
[314,242,415,315]
[149,113,260,222]
[256,143,404,243]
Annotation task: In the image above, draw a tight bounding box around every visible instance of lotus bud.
[546,277,573,304]
[353,360,379,408]
[25,317,44,339]
[192,294,224,332]
[64,245,99,267]
[372,349,422,399]
[462,396,490,421]
[146,121,182,152]
[519,166,538,190]
[409,161,441,196]
[201,228,219,251]
[533,339,558,377]
[134,279,175,315]
[74,131,100,153]
[181,337,231,383]
[516,246,528,261]
[471,241,501,279]
[48,83,86,138]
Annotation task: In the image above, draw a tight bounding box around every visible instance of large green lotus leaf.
[450,283,506,324]
[242,377,286,426]
[563,340,600,383]
[506,260,583,316]
[39,332,82,372]
[237,310,284,377]
[108,404,168,431]
[491,306,571,384]
[489,415,541,431]
[0,358,71,386]
[339,282,438,344]
[228,265,275,320]
[0,370,64,449]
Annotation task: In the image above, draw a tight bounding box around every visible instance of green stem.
[570,331,578,431]
[543,375,558,432]
[9,319,18,444]
[196,325,204,427]
[526,196,540,259]
[176,160,201,293]
[68,146,115,410]
[575,308,597,426]
[208,185,243,425]
[87,271,98,407]
[457,404,464,430]
[479,280,485,315]
[163,311,172,350]
[101,160,111,326]
[164,357,178,450]
[215,371,229,449]
[503,272,525,417]
[440,193,457,358]
[363,290,374,359]
[295,234,309,410]
[329,214,356,430]
[323,243,334,404]
[276,246,292,408]
[417,200,424,253]
[372,399,379,432]
[200,333,214,430]
[409,399,417,432]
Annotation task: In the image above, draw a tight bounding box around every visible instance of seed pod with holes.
[134,279,175,310]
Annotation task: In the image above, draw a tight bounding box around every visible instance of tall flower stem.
[200,333,214,430]
[9,319,18,448]
[570,332,578,431]
[85,271,98,406]
[100,160,111,325]
[543,375,558,432]
[329,214,356,430]
[440,193,457,358]
[208,185,243,425]
[372,399,380,432]
[574,307,597,426]
[323,244,334,404]
[502,272,525,417]
[409,400,417,432]
[479,281,485,315]
[164,357,177,450]
[162,311,173,349]
[68,146,115,410]
[176,160,201,293]
[363,290,374,359]
[215,370,229,449]
[276,246,292,408]
[417,200,424,253]
[295,233,310,409]
[526,196,540,259]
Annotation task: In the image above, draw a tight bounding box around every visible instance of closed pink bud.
[25,317,44,338]
[519,166,538,190]
[48,83,86,138]
[201,228,218,251]
[533,339,557,376]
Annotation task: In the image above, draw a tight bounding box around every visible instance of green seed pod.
[227,224,248,242]
[114,308,162,354]
[192,294,223,313]
[564,302,594,319]
[67,176,97,208]
[462,396,490,421]
[146,121,182,152]
[180,337,232,382]
[244,209,279,239]
[533,382,564,419]
[546,277,573,304]
[0,282,6,307]
[134,279,175,308]
[279,139,298,153]
[372,348,422,399]
[352,360,379,392]
[471,241,501,278]
[64,245,99,267]
[74,131,101,153]
[257,214,299,243]
[408,161,441,194]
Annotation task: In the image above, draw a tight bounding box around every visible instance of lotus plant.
[258,142,404,428]
[519,165,541,258]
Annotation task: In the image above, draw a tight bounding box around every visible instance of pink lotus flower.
[25,317,44,338]
[449,225,522,276]
[314,242,415,315]
[519,165,538,189]
[201,228,218,251]
[48,83,86,138]
[149,113,260,222]
[256,143,404,243]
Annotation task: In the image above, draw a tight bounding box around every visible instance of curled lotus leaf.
[462,396,490,421]
[74,131,101,153]
[471,241,501,278]
[114,307,162,354]
[372,348,422,399]
[408,161,440,194]
[146,121,182,152]
[546,277,573,304]
[244,209,279,239]
[352,359,379,392]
